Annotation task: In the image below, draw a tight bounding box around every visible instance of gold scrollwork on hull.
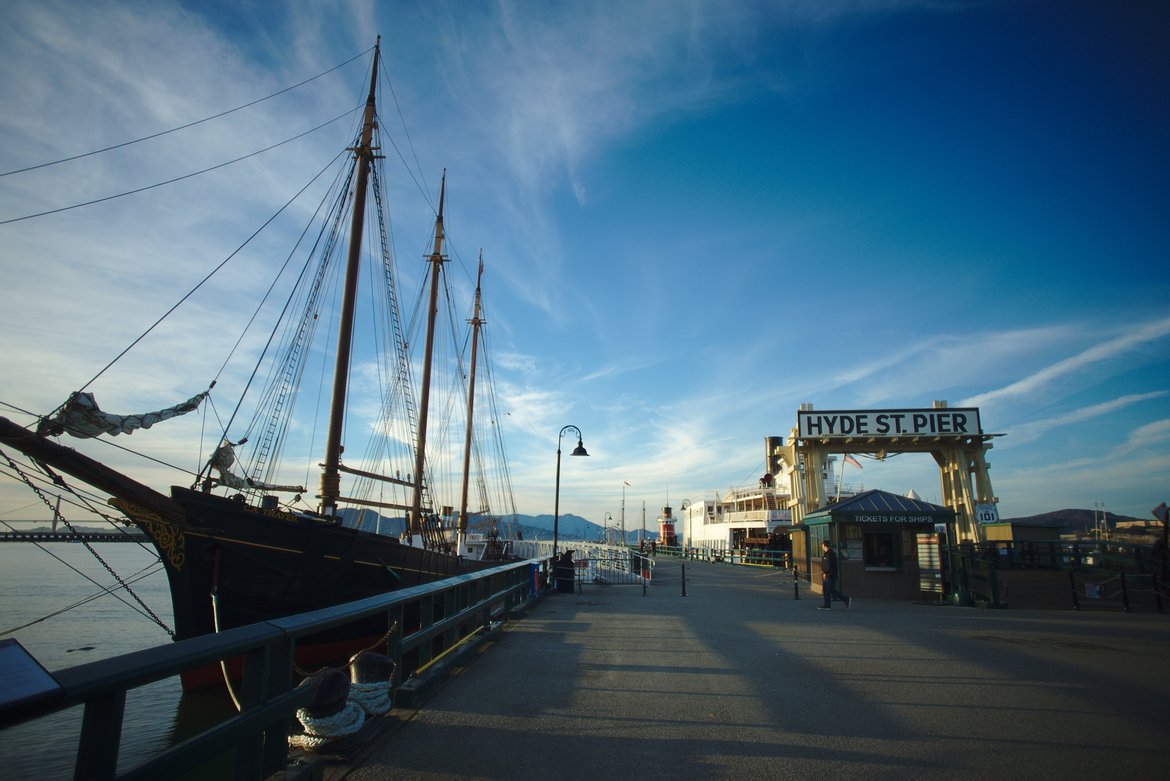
[109,498,187,571]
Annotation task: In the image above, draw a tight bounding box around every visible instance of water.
[0,542,235,779]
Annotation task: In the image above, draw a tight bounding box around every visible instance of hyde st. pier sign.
[798,408,982,439]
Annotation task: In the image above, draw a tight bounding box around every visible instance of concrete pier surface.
[336,558,1170,780]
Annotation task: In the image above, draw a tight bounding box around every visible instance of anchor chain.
[1,447,175,638]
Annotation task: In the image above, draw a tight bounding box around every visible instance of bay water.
[0,542,236,779]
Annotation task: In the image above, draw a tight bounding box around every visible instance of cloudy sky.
[1,0,1167,530]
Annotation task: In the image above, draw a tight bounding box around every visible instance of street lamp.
[604,511,614,545]
[553,424,588,561]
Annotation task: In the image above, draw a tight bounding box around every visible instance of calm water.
[0,542,236,779]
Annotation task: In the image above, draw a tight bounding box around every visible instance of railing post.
[235,641,273,779]
[261,637,295,778]
[988,560,1001,608]
[1120,573,1130,613]
[1070,571,1080,611]
[1155,576,1165,614]
[74,689,126,781]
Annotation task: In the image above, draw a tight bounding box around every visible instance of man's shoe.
[846,597,852,609]
[817,606,831,611]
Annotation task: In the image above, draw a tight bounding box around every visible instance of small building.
[982,522,1060,543]
[791,489,956,602]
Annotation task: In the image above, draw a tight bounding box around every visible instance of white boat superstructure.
[682,455,862,551]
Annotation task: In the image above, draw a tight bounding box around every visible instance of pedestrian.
[818,539,852,610]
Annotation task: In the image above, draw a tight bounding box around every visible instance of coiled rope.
[290,700,367,750]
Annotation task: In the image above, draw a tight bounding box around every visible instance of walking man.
[818,539,852,610]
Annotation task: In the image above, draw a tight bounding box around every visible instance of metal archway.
[769,401,1000,543]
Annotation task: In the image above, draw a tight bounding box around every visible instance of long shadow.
[347,558,1170,780]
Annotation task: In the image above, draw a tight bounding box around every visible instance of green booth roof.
[804,489,956,525]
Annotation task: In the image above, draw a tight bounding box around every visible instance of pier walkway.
[330,558,1170,780]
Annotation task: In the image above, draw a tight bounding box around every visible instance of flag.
[843,454,862,469]
[624,481,631,486]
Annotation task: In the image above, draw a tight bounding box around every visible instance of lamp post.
[604,511,614,545]
[553,424,588,561]
[621,481,628,547]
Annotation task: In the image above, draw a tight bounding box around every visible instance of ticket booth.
[797,489,956,601]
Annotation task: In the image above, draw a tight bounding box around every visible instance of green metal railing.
[0,559,539,780]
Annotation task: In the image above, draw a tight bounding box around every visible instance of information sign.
[0,639,62,720]
[975,503,1000,524]
[798,407,982,440]
[916,533,943,593]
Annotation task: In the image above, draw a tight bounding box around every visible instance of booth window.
[864,532,898,570]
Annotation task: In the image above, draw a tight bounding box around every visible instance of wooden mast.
[408,172,446,539]
[457,253,485,549]
[319,37,381,518]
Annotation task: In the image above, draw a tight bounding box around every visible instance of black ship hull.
[131,487,494,689]
[1,413,495,691]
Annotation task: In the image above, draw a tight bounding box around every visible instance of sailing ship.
[0,39,517,688]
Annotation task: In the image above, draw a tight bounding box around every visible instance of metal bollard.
[681,563,687,597]
[793,566,800,600]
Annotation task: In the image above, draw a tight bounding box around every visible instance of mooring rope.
[348,681,393,716]
[290,700,366,749]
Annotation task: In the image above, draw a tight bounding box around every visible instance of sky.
[0,0,1168,531]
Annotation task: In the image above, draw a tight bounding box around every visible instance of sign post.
[1154,502,1168,581]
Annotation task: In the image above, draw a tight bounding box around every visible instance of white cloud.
[1004,393,1168,447]
[962,317,1170,409]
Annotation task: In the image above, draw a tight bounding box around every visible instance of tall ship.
[0,40,518,688]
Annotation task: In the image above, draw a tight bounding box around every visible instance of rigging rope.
[54,147,348,437]
[0,448,174,637]
[0,46,372,179]
[1,106,361,227]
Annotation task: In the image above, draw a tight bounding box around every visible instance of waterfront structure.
[772,401,999,542]
[681,447,859,552]
[656,505,678,547]
[792,489,956,602]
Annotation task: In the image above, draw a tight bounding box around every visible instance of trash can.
[554,550,576,593]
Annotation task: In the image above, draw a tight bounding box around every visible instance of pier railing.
[0,558,540,780]
[651,543,791,568]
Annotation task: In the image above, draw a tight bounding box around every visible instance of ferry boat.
[681,448,861,553]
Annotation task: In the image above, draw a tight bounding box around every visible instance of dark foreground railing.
[0,558,540,780]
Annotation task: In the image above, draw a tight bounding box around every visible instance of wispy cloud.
[1005,392,1168,447]
[962,317,1170,408]
[1111,418,1170,457]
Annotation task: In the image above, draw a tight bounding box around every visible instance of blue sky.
[0,0,1167,528]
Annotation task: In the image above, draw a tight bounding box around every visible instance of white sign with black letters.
[975,503,1000,524]
[798,408,982,439]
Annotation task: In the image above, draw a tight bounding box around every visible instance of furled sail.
[38,391,208,438]
[210,441,305,494]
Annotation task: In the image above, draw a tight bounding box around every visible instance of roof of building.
[806,488,955,520]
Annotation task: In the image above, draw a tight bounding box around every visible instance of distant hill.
[1002,508,1141,532]
[337,509,651,543]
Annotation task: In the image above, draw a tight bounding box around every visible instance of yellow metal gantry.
[770,401,998,543]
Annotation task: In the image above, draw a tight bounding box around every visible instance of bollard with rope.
[793,566,800,600]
